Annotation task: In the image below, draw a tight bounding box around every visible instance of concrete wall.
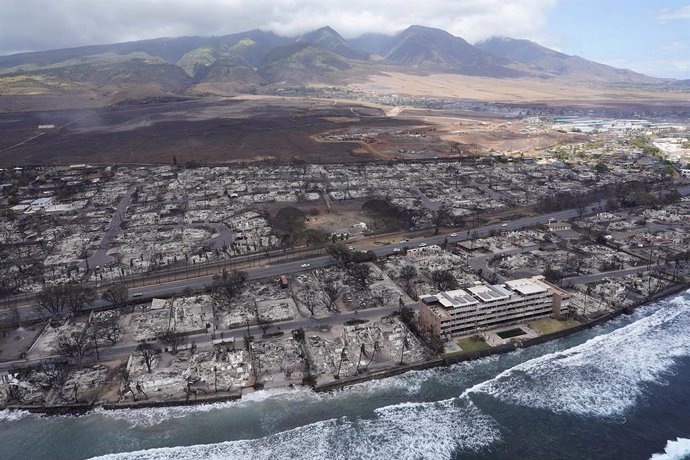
[417,302,441,338]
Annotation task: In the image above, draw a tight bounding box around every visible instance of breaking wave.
[90,397,500,460]
[466,293,690,418]
[95,386,314,428]
[650,438,690,460]
[0,409,31,422]
[68,292,690,459]
[93,356,503,430]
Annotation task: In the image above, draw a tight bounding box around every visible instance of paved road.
[0,200,606,325]
[0,302,411,371]
[3,185,688,367]
[5,189,688,325]
[204,223,235,249]
[411,186,441,211]
[82,184,138,270]
[562,265,663,285]
[107,202,607,299]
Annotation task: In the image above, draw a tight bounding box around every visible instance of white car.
[419,242,427,247]
[400,239,409,243]
[393,248,401,252]
[348,246,355,250]
[300,263,311,268]
[501,223,508,227]
[450,232,458,237]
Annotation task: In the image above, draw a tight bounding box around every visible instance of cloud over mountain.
[0,0,556,55]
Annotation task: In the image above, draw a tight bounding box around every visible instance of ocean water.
[1,291,689,460]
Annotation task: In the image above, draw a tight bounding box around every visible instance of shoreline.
[3,282,688,416]
[316,281,690,392]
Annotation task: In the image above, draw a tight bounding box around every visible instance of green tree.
[326,243,352,267]
[299,228,330,247]
[65,283,96,316]
[102,283,129,308]
[543,266,565,284]
[429,269,458,292]
[272,207,306,245]
[594,162,609,174]
[36,284,71,319]
[347,263,372,291]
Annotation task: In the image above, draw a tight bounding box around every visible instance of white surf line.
[461,293,690,417]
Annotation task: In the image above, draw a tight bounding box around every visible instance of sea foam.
[90,396,500,460]
[466,294,690,417]
[650,437,690,460]
[88,292,690,458]
[94,386,316,428]
[0,409,31,423]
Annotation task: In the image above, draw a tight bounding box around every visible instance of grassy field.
[456,336,490,353]
[528,318,580,335]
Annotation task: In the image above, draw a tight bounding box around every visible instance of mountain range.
[0,25,672,106]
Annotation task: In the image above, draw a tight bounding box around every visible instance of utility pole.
[93,334,100,360]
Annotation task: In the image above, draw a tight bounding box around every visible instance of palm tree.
[355,343,368,375]
[335,346,348,379]
[363,341,380,371]
[400,333,410,365]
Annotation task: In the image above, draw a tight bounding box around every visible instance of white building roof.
[468,284,511,302]
[31,197,53,205]
[437,289,478,308]
[505,278,547,295]
[44,204,78,213]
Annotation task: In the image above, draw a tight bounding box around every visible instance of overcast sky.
[1,0,688,78]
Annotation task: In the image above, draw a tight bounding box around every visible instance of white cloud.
[656,5,690,21]
[660,41,689,52]
[0,0,558,54]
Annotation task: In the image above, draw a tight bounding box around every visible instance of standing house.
[547,221,572,232]
[29,197,54,212]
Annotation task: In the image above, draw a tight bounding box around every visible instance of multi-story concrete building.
[418,276,570,339]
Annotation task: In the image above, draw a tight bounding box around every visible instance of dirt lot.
[352,72,690,106]
[4,88,686,166]
[0,96,417,166]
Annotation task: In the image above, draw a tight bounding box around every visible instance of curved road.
[82,184,138,270]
